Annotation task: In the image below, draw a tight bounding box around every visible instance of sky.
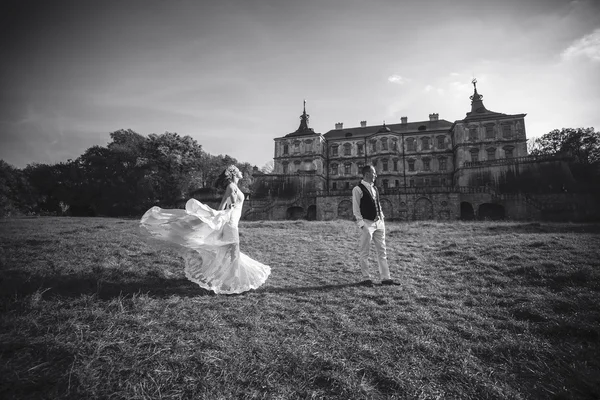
[1,0,599,169]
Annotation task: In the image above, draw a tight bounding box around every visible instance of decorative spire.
[297,99,310,132]
[468,78,488,114]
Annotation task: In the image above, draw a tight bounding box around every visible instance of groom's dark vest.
[358,183,383,221]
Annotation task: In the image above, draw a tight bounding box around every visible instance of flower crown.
[224,165,240,181]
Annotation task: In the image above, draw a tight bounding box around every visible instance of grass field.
[1,217,599,399]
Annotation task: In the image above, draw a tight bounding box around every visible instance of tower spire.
[468,78,488,114]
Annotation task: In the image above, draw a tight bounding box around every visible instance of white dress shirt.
[352,180,384,227]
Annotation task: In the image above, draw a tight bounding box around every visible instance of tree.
[530,127,599,165]
[260,160,274,174]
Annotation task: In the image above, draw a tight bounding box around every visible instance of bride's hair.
[214,165,241,189]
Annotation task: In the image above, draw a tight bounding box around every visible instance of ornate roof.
[285,100,320,137]
[463,79,507,121]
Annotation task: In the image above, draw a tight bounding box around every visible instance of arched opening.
[478,203,505,220]
[286,206,305,220]
[460,202,475,220]
[414,197,434,220]
[307,205,317,221]
[337,200,353,220]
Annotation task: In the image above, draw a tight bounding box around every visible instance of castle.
[241,81,596,221]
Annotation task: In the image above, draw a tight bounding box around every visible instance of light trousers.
[358,218,390,280]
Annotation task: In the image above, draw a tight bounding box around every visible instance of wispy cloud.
[424,85,434,92]
[561,28,600,62]
[388,75,409,85]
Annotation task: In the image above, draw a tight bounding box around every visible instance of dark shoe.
[381,279,399,286]
[358,279,374,287]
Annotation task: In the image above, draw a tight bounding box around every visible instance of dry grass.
[1,217,599,399]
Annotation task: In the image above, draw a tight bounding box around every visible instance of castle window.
[357,161,364,172]
[282,162,289,174]
[438,157,447,171]
[345,132,353,138]
[441,177,447,186]
[357,143,364,156]
[331,145,338,157]
[345,181,350,189]
[422,137,430,150]
[294,142,300,153]
[395,179,400,187]
[392,140,398,151]
[382,138,388,151]
[485,124,495,139]
[407,138,416,152]
[487,148,496,160]
[331,163,338,175]
[469,126,478,141]
[383,179,389,189]
[344,143,351,156]
[424,178,430,186]
[382,159,388,172]
[393,159,398,171]
[470,148,479,162]
[504,146,514,158]
[422,158,431,171]
[502,124,512,138]
[437,136,445,149]
[283,144,289,155]
[409,179,415,187]
[408,159,415,172]
[371,140,377,153]
[332,182,337,190]
[418,125,427,131]
[344,163,351,175]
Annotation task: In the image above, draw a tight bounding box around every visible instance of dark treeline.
[0,129,256,217]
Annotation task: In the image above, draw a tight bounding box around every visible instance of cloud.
[388,75,409,85]
[424,85,434,92]
[561,28,600,62]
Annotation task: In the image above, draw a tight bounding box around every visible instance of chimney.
[360,120,367,128]
[335,122,343,130]
[401,116,408,124]
[429,113,439,122]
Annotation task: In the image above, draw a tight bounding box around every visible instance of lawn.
[1,217,599,399]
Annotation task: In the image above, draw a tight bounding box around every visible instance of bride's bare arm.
[218,184,236,210]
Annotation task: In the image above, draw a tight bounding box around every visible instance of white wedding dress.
[140,188,271,294]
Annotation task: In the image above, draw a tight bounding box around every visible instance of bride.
[140,165,271,294]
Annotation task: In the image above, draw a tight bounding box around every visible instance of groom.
[351,165,398,287]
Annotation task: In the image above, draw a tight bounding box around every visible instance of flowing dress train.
[140,190,270,294]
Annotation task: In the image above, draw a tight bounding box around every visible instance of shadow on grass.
[258,282,375,294]
[0,271,213,300]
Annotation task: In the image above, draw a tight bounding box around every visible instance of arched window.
[437,135,445,149]
[331,163,338,175]
[469,126,478,141]
[422,158,431,171]
[343,143,351,156]
[438,157,447,171]
[485,124,495,139]
[344,163,351,175]
[357,143,364,156]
